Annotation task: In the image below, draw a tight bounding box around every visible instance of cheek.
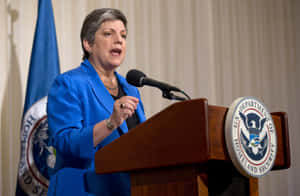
[98,44,110,57]
[95,38,109,50]
[102,42,111,51]
[122,44,127,56]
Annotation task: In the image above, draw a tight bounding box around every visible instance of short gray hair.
[80,8,128,60]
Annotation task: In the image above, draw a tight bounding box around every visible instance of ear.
[83,39,93,53]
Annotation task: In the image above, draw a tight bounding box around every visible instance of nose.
[114,33,124,45]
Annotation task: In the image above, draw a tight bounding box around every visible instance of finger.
[122,109,134,118]
[125,100,138,110]
[121,103,136,113]
[119,98,138,110]
[123,96,139,104]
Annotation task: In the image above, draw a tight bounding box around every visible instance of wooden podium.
[95,99,290,196]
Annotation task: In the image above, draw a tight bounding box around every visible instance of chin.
[110,59,124,67]
[109,62,122,69]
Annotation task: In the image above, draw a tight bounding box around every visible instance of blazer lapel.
[82,60,114,115]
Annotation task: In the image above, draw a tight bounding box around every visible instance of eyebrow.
[102,28,127,33]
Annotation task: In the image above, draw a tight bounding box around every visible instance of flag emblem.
[18,97,56,195]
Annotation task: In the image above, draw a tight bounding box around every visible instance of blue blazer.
[47,59,146,196]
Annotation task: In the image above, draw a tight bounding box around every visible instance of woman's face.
[87,19,127,69]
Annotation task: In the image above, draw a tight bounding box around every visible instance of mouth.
[110,48,122,56]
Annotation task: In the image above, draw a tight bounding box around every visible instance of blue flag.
[16,0,60,195]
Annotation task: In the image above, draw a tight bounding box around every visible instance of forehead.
[99,20,126,31]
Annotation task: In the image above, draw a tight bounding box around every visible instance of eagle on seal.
[239,112,268,158]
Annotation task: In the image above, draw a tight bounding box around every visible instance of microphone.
[126,69,181,92]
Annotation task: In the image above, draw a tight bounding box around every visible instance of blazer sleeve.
[47,74,96,160]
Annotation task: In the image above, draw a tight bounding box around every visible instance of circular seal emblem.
[18,97,56,196]
[225,97,277,178]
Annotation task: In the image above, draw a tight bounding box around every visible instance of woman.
[47,8,146,196]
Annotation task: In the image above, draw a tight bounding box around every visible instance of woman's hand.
[93,96,139,147]
[109,96,139,128]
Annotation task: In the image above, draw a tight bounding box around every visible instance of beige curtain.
[1,0,299,195]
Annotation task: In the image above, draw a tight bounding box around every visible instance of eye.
[103,32,112,37]
[121,34,127,39]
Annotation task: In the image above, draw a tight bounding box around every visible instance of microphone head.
[126,69,146,87]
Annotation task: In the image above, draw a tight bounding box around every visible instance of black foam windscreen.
[126,69,146,87]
